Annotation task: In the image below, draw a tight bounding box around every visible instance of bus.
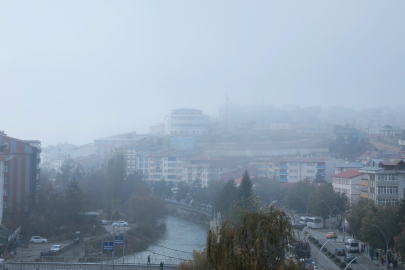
[307,217,323,229]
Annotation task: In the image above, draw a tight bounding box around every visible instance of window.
[3,166,7,173]
[3,202,6,208]
[3,142,9,149]
[307,169,315,173]
[3,189,7,196]
[307,163,315,166]
[289,169,297,173]
[3,177,7,184]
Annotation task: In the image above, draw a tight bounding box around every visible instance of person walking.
[160,261,164,270]
[147,255,151,265]
[376,251,379,260]
[370,249,374,261]
[381,256,385,266]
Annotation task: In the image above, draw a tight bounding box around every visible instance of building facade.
[359,159,405,206]
[331,169,363,204]
[0,132,41,221]
[164,108,209,136]
[182,157,229,187]
[277,157,344,183]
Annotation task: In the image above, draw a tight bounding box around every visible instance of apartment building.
[359,159,405,206]
[164,108,209,136]
[182,157,229,187]
[0,132,41,220]
[124,146,164,177]
[277,157,344,183]
[249,157,280,179]
[331,169,363,204]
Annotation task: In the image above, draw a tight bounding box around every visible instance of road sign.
[115,236,124,245]
[103,241,114,251]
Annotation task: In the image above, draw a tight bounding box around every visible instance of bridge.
[165,199,214,219]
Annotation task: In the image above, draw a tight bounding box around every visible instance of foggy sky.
[1,1,404,146]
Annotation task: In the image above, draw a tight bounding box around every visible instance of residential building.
[124,146,164,178]
[249,157,280,179]
[182,157,229,187]
[277,157,344,183]
[0,132,41,220]
[40,142,78,169]
[331,169,363,204]
[334,161,363,174]
[164,108,209,136]
[359,159,405,206]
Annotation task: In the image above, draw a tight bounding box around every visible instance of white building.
[331,169,363,204]
[277,157,345,183]
[182,157,229,187]
[164,108,209,136]
[359,159,405,206]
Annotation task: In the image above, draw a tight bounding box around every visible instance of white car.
[50,245,62,252]
[112,221,128,227]
[30,236,47,243]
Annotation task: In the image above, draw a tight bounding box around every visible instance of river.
[124,215,209,265]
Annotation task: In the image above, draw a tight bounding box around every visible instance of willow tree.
[206,207,303,270]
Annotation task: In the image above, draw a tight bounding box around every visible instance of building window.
[307,163,315,166]
[3,189,7,196]
[3,202,6,208]
[3,177,7,184]
[3,166,7,173]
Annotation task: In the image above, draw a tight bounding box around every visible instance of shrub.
[334,258,340,263]
[330,254,335,258]
[313,239,319,245]
[327,251,332,256]
[340,262,347,268]
[321,247,328,252]
[347,268,353,270]
[317,243,322,248]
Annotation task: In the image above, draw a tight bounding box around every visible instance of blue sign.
[103,241,114,251]
[115,236,124,245]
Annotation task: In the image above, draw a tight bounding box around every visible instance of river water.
[124,215,209,265]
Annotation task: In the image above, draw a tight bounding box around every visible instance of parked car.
[335,248,346,256]
[30,236,47,243]
[101,220,108,225]
[40,249,52,256]
[325,232,338,239]
[344,254,356,263]
[293,223,305,230]
[113,221,128,227]
[50,245,62,252]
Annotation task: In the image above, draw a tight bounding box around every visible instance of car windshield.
[350,243,358,247]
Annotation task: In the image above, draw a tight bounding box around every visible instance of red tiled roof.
[380,161,395,166]
[185,156,224,161]
[331,169,362,178]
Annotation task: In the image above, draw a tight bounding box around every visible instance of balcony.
[279,178,287,182]
[361,191,369,198]
[279,172,287,175]
[316,166,325,169]
[279,165,287,169]
[316,173,325,176]
[360,179,369,186]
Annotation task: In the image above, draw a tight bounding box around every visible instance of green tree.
[282,179,316,214]
[253,177,285,205]
[336,134,344,144]
[313,174,326,184]
[359,205,401,250]
[346,198,376,238]
[153,179,173,198]
[239,169,252,199]
[63,179,85,225]
[176,181,190,202]
[107,149,126,200]
[206,179,225,205]
[206,208,303,270]
[215,179,239,213]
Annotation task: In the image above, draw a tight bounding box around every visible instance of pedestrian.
[160,261,164,270]
[370,250,374,261]
[147,255,151,265]
[381,256,384,266]
[376,251,379,259]
[393,257,398,268]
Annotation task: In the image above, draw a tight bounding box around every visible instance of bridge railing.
[165,199,214,216]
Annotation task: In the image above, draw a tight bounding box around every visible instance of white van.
[299,216,310,226]
[345,239,359,253]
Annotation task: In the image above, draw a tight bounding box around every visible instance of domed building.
[379,125,404,137]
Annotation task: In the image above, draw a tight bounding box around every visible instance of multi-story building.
[277,157,344,183]
[40,142,78,169]
[0,132,41,221]
[220,165,257,186]
[164,108,209,136]
[249,157,280,179]
[124,146,164,177]
[331,169,364,204]
[359,159,405,206]
[182,157,229,187]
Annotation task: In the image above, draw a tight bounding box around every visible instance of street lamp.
[332,206,345,243]
[371,224,390,270]
[321,200,332,230]
[298,196,308,215]
[315,239,331,267]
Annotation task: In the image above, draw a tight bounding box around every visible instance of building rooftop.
[331,169,362,178]
[335,161,363,168]
[280,157,329,163]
